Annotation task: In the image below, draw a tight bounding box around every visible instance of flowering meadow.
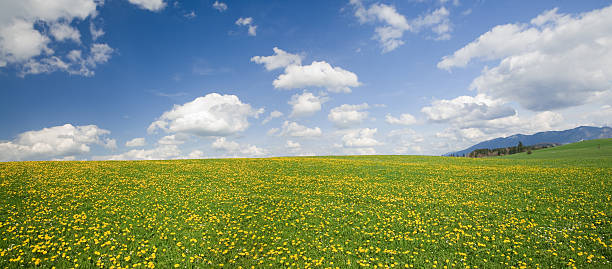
[0,154,610,268]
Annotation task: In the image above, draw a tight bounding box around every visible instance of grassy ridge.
[502,138,612,160]
[0,153,611,268]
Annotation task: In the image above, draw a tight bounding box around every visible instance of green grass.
[502,138,612,160]
[0,146,610,268]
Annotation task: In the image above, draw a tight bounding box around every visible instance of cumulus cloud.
[387,128,425,154]
[251,47,303,71]
[50,23,81,43]
[212,137,268,157]
[417,93,567,143]
[421,94,516,126]
[148,93,263,137]
[157,135,185,145]
[280,121,322,137]
[342,128,383,148]
[95,145,180,160]
[212,1,227,12]
[127,0,166,11]
[385,113,417,125]
[289,92,328,117]
[20,43,113,76]
[252,48,361,93]
[0,124,114,161]
[286,140,301,149]
[235,17,257,36]
[411,6,452,40]
[438,5,612,111]
[274,61,360,93]
[0,0,135,76]
[262,110,283,124]
[187,150,204,159]
[0,0,95,67]
[125,137,146,147]
[328,103,369,128]
[350,0,452,52]
[434,110,565,142]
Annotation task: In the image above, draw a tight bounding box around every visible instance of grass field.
[1,142,611,268]
[503,138,612,161]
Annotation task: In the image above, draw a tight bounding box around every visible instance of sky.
[1,0,611,161]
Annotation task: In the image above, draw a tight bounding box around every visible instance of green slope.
[501,138,612,160]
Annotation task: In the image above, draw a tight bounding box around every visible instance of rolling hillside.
[502,138,612,160]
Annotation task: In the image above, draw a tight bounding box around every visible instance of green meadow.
[0,140,610,268]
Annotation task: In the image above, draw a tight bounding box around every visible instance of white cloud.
[0,19,51,66]
[344,147,376,155]
[412,7,451,40]
[212,137,268,157]
[350,0,452,52]
[385,113,417,125]
[89,22,104,40]
[235,17,257,36]
[235,17,253,26]
[0,0,161,75]
[251,47,303,71]
[418,93,567,143]
[125,137,146,147]
[580,105,612,127]
[89,43,113,64]
[127,0,166,11]
[158,135,185,145]
[273,61,361,93]
[267,128,280,136]
[280,121,322,137]
[0,0,124,76]
[438,5,612,111]
[342,128,382,147]
[184,11,196,19]
[50,23,81,43]
[105,138,117,150]
[434,110,566,143]
[328,103,369,128]
[211,137,239,152]
[252,47,360,93]
[247,25,257,36]
[286,140,301,149]
[148,93,263,137]
[187,150,204,159]
[53,156,77,161]
[96,145,180,160]
[20,43,113,76]
[421,94,516,126]
[212,1,228,12]
[0,0,97,66]
[0,124,113,161]
[262,110,283,124]
[387,128,425,154]
[289,91,327,117]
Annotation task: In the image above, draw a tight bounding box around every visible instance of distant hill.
[446,126,612,157]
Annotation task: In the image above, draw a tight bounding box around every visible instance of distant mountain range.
[445,126,612,156]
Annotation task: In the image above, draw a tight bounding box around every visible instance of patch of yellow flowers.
[0,156,610,268]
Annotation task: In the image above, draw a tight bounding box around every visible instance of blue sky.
[1,0,611,161]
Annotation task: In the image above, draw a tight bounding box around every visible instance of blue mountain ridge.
[445,126,612,156]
